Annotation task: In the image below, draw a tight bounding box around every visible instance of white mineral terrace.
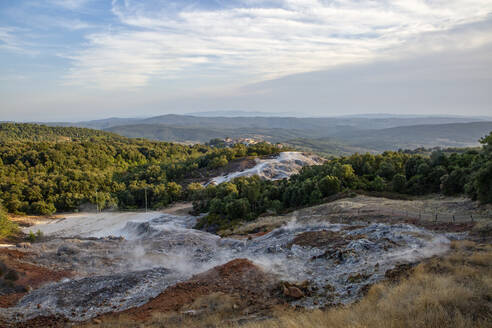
[209,151,325,185]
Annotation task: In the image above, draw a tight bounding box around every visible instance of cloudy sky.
[1,0,491,121]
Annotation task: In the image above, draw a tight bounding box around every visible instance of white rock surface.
[24,212,197,239]
[209,151,324,185]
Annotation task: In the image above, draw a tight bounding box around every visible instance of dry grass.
[82,293,246,328]
[80,241,491,328]
[237,241,492,328]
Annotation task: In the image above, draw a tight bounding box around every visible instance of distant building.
[216,136,271,147]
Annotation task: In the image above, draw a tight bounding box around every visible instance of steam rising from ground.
[2,211,454,322]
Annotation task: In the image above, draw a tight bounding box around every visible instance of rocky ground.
[0,195,489,327]
[229,194,489,237]
[209,152,325,185]
[0,248,72,308]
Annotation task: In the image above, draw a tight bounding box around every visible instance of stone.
[57,244,80,256]
[16,242,31,248]
[283,285,305,299]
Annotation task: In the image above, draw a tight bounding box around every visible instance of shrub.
[318,175,341,197]
[392,174,406,193]
[4,269,19,281]
[0,206,18,240]
[30,201,56,215]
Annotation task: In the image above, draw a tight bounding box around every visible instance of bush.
[30,201,56,215]
[392,174,406,193]
[0,206,18,240]
[318,175,341,197]
[4,269,19,281]
[226,198,251,220]
[370,176,386,192]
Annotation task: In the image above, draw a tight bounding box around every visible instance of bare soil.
[161,202,194,216]
[0,248,72,308]
[103,259,283,323]
[229,194,490,238]
[3,194,490,327]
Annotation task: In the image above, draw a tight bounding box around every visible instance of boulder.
[283,285,305,299]
[16,242,31,248]
[57,244,80,256]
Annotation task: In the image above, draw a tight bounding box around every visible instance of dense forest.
[193,132,492,231]
[0,123,127,142]
[1,123,491,233]
[0,123,281,215]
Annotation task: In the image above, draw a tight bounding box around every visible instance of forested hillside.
[47,114,492,154]
[1,123,491,227]
[194,132,492,230]
[106,124,309,144]
[0,123,281,214]
[0,123,125,142]
[336,121,492,151]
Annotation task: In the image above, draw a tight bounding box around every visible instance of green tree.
[30,201,56,215]
[370,176,386,192]
[0,205,18,240]
[226,198,250,220]
[318,175,341,197]
[392,174,407,193]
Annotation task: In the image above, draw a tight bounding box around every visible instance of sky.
[0,0,491,121]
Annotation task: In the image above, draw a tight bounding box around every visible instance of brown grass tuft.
[236,241,492,328]
[79,241,492,328]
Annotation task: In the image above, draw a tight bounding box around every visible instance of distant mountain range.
[42,114,492,155]
[185,110,297,117]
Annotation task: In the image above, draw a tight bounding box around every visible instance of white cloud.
[49,0,91,10]
[64,0,492,89]
[0,27,37,55]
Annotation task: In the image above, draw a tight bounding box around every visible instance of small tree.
[371,176,386,192]
[187,182,205,201]
[392,174,407,193]
[30,201,56,215]
[318,175,341,197]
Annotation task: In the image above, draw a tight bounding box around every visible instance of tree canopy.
[193,132,492,231]
[0,123,280,214]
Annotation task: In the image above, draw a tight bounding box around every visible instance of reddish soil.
[4,316,69,328]
[0,248,72,308]
[110,259,282,322]
[404,219,476,233]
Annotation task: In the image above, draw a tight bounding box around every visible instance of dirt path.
[161,202,194,216]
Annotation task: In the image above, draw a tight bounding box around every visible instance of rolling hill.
[336,121,492,151]
[42,114,492,155]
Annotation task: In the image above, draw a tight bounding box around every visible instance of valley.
[45,114,492,155]
[0,123,490,328]
[2,1,492,326]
